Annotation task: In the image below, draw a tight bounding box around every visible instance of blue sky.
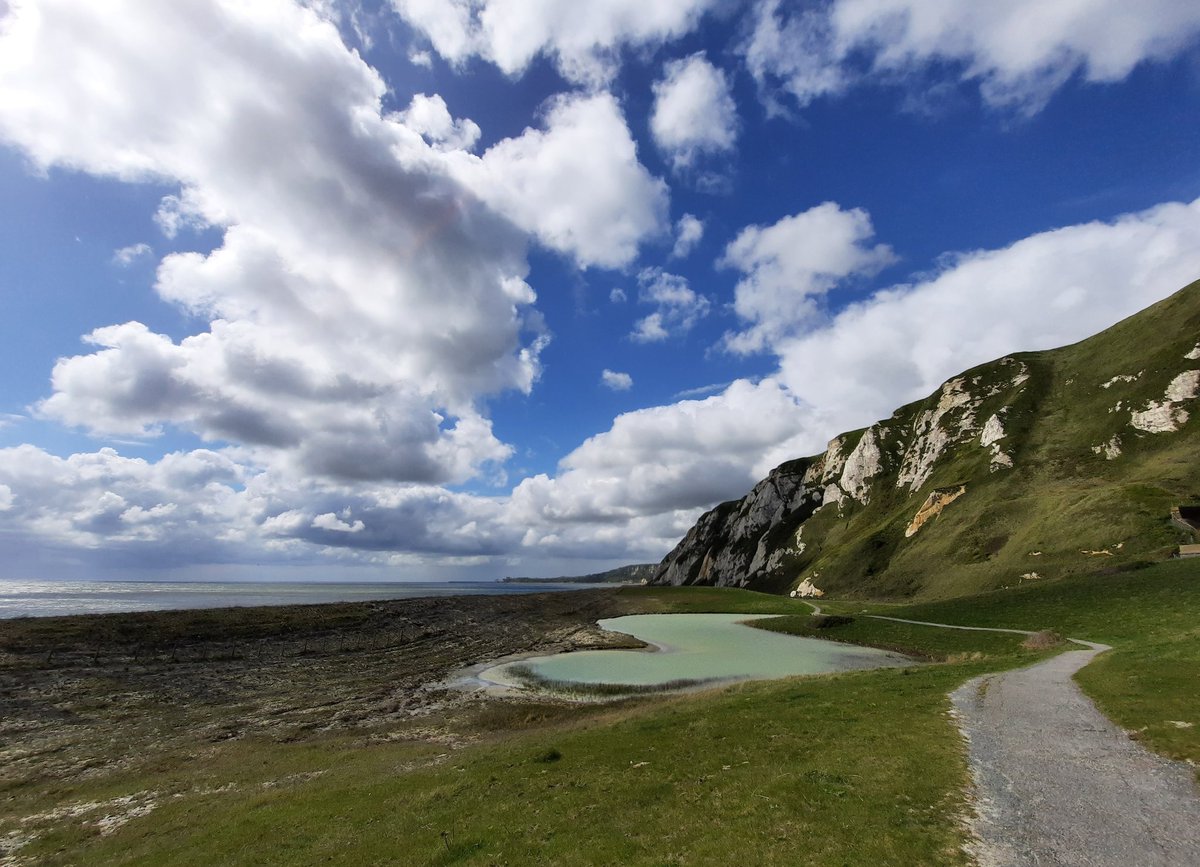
[2,0,1200,581]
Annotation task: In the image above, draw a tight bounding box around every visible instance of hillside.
[653,280,1200,600]
[501,564,657,584]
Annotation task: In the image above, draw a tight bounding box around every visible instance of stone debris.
[1091,435,1122,460]
[1165,369,1199,401]
[1131,402,1188,432]
[1100,373,1140,388]
[1186,344,1200,361]
[905,485,967,538]
[979,413,1014,470]
[790,574,824,598]
[1020,572,1041,581]
[1130,369,1198,433]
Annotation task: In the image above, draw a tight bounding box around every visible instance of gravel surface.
[950,643,1200,866]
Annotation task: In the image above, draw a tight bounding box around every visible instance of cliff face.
[652,281,1200,600]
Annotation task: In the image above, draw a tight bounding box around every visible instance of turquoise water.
[0,579,591,619]
[480,613,912,690]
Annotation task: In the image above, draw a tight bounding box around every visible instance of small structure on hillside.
[1172,505,1200,535]
[1171,506,1200,558]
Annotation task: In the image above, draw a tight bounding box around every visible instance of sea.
[0,579,595,619]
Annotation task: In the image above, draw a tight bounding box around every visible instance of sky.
[2,0,1200,582]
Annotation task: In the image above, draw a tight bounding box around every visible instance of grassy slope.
[756,280,1200,601]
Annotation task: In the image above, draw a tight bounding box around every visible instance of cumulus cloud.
[112,243,153,266]
[0,0,548,485]
[671,213,704,259]
[0,444,522,571]
[744,0,1200,114]
[392,0,717,85]
[609,287,627,303]
[720,202,895,354]
[650,53,738,172]
[450,92,669,269]
[499,197,1200,562]
[3,198,1199,572]
[506,377,813,552]
[397,92,480,151]
[600,369,633,391]
[630,267,710,343]
[311,511,366,533]
[0,1,666,489]
[773,197,1200,440]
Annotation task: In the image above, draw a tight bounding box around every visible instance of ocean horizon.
[0,579,595,620]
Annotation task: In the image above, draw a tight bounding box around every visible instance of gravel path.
[866,614,1200,866]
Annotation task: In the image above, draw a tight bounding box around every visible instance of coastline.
[0,588,645,791]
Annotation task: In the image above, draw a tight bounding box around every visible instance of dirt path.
[863,614,1200,866]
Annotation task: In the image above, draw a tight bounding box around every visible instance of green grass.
[872,558,1200,764]
[28,662,1015,866]
[748,614,1032,661]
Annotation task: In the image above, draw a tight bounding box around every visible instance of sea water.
[0,579,590,619]
[479,612,912,689]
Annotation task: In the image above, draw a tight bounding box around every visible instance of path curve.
[803,605,1200,865]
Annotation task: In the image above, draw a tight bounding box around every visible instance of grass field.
[5,563,1196,864]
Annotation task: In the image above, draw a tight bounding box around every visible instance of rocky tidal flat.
[0,590,644,792]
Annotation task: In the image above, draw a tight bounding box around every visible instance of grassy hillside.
[656,280,1200,601]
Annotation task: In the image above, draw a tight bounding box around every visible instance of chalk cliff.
[652,281,1200,599]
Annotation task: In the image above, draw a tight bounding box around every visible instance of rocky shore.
[0,589,642,793]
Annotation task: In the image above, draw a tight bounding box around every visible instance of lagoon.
[479,612,912,692]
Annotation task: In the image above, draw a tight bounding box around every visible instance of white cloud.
[720,202,896,354]
[0,0,575,486]
[409,49,434,68]
[4,198,1198,572]
[773,197,1200,442]
[392,0,717,86]
[112,243,153,266]
[600,369,633,391]
[502,197,1200,562]
[450,92,669,270]
[397,92,480,151]
[0,444,522,570]
[650,53,738,172]
[311,511,366,533]
[505,377,813,553]
[671,213,704,259]
[630,267,710,343]
[153,191,209,239]
[609,287,627,303]
[744,0,1200,114]
[742,1,847,110]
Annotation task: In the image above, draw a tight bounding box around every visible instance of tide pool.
[480,613,912,692]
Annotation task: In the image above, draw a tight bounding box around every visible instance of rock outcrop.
[651,280,1200,598]
[652,358,1032,591]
